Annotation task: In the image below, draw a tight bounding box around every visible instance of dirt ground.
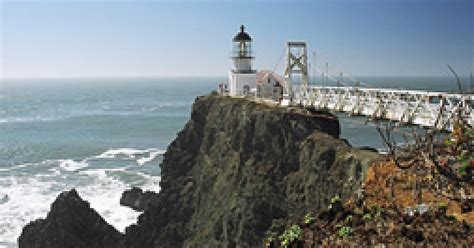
[364,159,474,224]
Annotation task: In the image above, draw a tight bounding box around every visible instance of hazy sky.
[0,0,472,78]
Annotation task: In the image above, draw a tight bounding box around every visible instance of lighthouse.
[228,25,257,96]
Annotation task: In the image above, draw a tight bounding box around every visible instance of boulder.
[120,187,159,211]
[18,189,123,248]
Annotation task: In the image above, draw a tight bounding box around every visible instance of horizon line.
[1,74,472,81]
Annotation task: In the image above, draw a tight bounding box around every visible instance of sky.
[0,0,472,79]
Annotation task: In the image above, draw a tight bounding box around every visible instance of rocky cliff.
[124,94,379,247]
[19,94,379,247]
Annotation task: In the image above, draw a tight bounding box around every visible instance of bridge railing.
[293,85,473,130]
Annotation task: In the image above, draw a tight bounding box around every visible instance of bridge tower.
[284,41,309,98]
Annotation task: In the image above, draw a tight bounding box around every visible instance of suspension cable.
[273,48,286,73]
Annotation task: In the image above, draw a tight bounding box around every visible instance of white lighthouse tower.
[228,25,257,96]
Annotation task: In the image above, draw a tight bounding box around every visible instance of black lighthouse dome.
[233,25,252,42]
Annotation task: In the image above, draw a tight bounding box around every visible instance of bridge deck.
[291,86,474,130]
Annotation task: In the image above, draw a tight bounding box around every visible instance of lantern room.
[231,25,255,73]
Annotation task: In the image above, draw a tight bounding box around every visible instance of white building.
[256,70,287,100]
[228,25,257,96]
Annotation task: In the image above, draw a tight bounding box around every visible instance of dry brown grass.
[364,159,474,224]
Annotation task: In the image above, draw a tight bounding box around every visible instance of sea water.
[0,76,463,247]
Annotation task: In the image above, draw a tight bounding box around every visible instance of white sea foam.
[1,159,89,173]
[0,148,162,247]
[95,148,145,159]
[135,171,162,192]
[137,149,165,166]
[58,159,89,172]
[76,171,145,232]
[0,174,144,246]
[80,167,160,231]
[0,177,57,246]
[0,116,60,124]
[0,163,32,172]
[95,148,165,165]
[77,166,160,232]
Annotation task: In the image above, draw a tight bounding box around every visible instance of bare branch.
[447,64,463,93]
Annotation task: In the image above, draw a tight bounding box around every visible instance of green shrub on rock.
[279,224,302,247]
[338,226,352,237]
[304,213,316,225]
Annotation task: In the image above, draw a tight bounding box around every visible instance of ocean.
[0,76,464,247]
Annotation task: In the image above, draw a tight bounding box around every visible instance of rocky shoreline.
[24,93,467,247]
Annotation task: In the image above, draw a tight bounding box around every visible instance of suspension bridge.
[279,42,474,131]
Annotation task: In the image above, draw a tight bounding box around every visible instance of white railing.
[293,86,474,130]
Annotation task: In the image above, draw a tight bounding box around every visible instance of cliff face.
[19,94,379,247]
[124,94,378,247]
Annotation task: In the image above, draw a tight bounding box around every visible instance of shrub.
[304,213,316,225]
[338,226,352,237]
[331,195,341,204]
[437,202,448,210]
[362,213,372,221]
[345,215,353,223]
[279,224,302,247]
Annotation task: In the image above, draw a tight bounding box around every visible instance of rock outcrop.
[120,187,160,211]
[18,189,123,248]
[124,94,379,247]
[19,94,379,247]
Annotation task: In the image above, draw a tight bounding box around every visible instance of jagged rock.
[18,189,123,248]
[120,187,159,211]
[124,94,379,247]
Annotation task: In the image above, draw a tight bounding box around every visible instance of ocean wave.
[0,116,60,124]
[57,159,89,172]
[0,163,33,172]
[0,175,140,245]
[0,160,162,246]
[0,177,58,246]
[94,148,165,165]
[0,159,88,174]
[137,149,164,166]
[1,147,164,175]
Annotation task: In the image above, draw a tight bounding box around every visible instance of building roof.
[257,70,287,86]
[233,25,252,42]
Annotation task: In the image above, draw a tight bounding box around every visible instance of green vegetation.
[328,195,342,211]
[331,195,341,204]
[264,236,275,247]
[362,213,372,221]
[445,120,474,178]
[371,205,383,218]
[338,226,352,237]
[345,215,353,223]
[279,224,302,247]
[304,213,316,225]
[437,202,448,210]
